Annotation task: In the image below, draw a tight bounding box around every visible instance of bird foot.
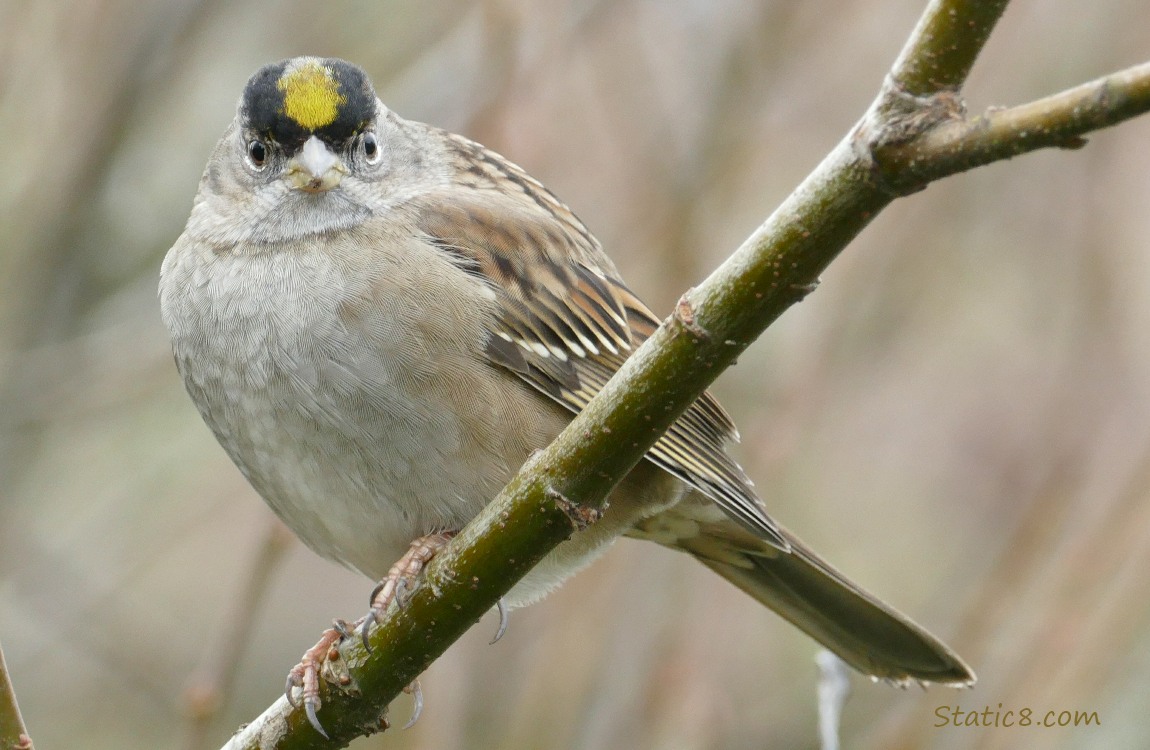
[284,532,457,737]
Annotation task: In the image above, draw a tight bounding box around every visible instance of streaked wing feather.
[413,137,784,548]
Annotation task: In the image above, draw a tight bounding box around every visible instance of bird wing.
[409,135,783,548]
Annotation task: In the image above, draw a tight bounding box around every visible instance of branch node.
[321,646,353,691]
[790,280,820,301]
[673,294,710,339]
[858,76,968,195]
[546,487,603,530]
[877,77,966,145]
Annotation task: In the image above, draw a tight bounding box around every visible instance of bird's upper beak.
[286,135,346,192]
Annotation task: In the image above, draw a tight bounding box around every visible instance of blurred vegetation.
[2,1,1149,749]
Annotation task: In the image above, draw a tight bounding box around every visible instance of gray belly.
[161,244,509,578]
[159,235,669,604]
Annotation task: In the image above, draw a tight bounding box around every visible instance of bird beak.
[286,136,346,192]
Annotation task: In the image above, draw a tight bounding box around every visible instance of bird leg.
[284,532,458,736]
[361,532,456,639]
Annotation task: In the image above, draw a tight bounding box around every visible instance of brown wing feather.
[411,134,785,548]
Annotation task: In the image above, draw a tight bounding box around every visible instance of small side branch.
[184,521,295,750]
[889,0,1011,95]
[879,61,1150,183]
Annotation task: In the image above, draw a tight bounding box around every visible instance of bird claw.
[403,679,424,729]
[490,597,510,644]
[282,533,456,739]
[332,618,354,640]
[359,615,374,653]
[283,624,344,737]
[285,672,301,708]
[305,696,329,739]
[358,532,456,652]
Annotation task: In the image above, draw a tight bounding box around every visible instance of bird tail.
[642,512,975,685]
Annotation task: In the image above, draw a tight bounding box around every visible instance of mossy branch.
[220,1,1150,747]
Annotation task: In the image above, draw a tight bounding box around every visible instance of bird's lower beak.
[286,135,346,192]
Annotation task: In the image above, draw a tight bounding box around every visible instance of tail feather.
[637,510,974,685]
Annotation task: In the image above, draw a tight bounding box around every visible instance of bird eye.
[247,139,268,169]
[361,132,380,164]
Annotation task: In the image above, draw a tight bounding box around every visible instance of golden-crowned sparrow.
[160,56,973,729]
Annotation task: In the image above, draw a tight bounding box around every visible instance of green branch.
[888,0,1010,94]
[219,1,1150,747]
[878,61,1150,185]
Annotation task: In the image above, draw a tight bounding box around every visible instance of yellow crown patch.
[277,60,345,131]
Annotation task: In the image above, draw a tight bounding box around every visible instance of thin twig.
[880,61,1150,184]
[889,0,1011,94]
[183,520,295,750]
[0,638,33,750]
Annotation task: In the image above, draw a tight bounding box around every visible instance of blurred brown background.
[2,1,1149,748]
